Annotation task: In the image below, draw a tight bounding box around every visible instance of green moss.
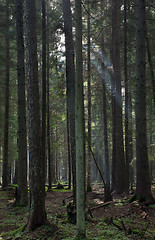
[0,225,26,238]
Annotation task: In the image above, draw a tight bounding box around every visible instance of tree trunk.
[62,0,76,203]
[25,0,47,229]
[145,24,155,107]
[135,0,154,203]
[15,0,28,206]
[67,110,71,189]
[112,0,125,194]
[87,0,92,192]
[2,0,10,190]
[111,7,116,192]
[47,14,51,190]
[75,0,86,237]
[41,0,46,187]
[124,0,129,193]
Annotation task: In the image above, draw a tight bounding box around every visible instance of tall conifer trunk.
[124,0,129,192]
[15,0,28,206]
[112,0,125,194]
[87,0,92,192]
[41,0,46,187]
[75,0,86,237]
[2,0,10,190]
[62,0,76,202]
[135,0,154,203]
[25,0,47,229]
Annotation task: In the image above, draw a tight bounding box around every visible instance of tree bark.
[112,0,125,194]
[47,13,51,190]
[2,0,10,190]
[124,0,129,193]
[15,0,28,206]
[62,0,76,202]
[87,0,92,192]
[25,0,47,229]
[135,0,154,203]
[75,0,86,237]
[41,0,47,187]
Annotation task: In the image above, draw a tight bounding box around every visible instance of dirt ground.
[0,186,155,239]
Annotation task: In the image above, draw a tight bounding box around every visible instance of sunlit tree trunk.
[62,0,76,202]
[2,0,10,190]
[135,0,154,203]
[15,0,28,206]
[25,0,47,229]
[75,0,86,237]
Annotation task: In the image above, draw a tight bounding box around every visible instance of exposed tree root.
[128,193,155,206]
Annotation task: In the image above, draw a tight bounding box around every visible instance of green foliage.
[0,225,26,239]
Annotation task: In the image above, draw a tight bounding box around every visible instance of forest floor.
[0,185,155,240]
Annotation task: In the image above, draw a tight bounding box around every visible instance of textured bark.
[145,25,155,107]
[112,0,125,194]
[25,0,47,229]
[2,0,10,190]
[75,0,86,237]
[41,0,46,187]
[62,0,76,202]
[100,2,110,188]
[111,7,116,192]
[67,110,71,189]
[15,0,28,206]
[124,0,129,192]
[135,0,154,203]
[87,0,92,192]
[47,15,51,190]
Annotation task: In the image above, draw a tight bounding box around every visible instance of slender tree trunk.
[41,0,46,187]
[75,0,86,237]
[124,0,129,193]
[15,0,28,206]
[67,110,71,189]
[2,0,10,190]
[87,0,92,192]
[128,92,134,187]
[62,0,76,202]
[111,6,116,191]
[100,2,110,189]
[25,0,47,229]
[47,14,51,190]
[135,0,154,203]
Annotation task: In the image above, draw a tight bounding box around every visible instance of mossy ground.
[0,186,154,239]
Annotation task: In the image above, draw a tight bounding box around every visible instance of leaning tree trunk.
[134,0,154,203]
[2,0,10,190]
[15,0,28,206]
[25,0,47,229]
